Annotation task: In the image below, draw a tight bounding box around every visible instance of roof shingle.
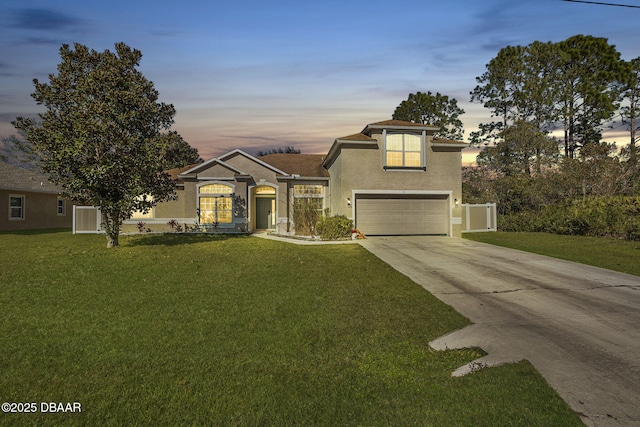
[0,162,61,193]
[258,154,329,177]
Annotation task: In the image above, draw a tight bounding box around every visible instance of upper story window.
[9,195,24,220]
[384,132,425,170]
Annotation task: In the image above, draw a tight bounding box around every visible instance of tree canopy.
[392,91,465,140]
[470,35,623,158]
[256,146,301,156]
[13,42,199,247]
[0,131,40,170]
[465,34,640,239]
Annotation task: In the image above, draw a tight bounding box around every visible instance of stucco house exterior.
[120,119,467,237]
[1,162,71,231]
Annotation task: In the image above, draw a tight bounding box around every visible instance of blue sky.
[1,0,640,164]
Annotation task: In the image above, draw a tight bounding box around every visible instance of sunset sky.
[2,0,640,165]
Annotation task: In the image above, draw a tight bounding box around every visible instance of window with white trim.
[57,197,66,216]
[293,184,324,212]
[9,195,24,220]
[199,184,233,224]
[384,133,424,169]
[294,185,323,198]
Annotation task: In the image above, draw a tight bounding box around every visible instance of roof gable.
[335,133,377,142]
[179,157,245,178]
[218,149,289,176]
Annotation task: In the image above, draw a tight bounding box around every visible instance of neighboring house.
[120,119,467,237]
[0,162,71,231]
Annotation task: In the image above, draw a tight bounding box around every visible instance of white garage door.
[356,196,449,235]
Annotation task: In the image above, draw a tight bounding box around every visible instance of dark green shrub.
[508,196,640,240]
[315,215,353,240]
[498,211,538,232]
[498,196,640,240]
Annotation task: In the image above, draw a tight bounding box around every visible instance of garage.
[355,194,449,236]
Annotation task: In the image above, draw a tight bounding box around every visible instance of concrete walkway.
[251,231,359,245]
[359,236,640,427]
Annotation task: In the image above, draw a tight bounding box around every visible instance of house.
[0,162,72,231]
[120,120,467,237]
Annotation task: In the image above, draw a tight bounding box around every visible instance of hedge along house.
[1,162,72,231]
[120,119,467,237]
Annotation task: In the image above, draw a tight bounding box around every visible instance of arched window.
[199,183,233,223]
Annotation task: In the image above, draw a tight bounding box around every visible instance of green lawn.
[464,231,640,277]
[0,230,581,426]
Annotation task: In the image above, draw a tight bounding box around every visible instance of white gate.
[73,206,102,234]
[461,203,497,233]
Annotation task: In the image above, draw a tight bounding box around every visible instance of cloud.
[10,8,84,31]
[221,135,298,144]
[0,61,15,77]
[24,36,66,46]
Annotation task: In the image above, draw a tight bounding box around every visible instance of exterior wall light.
[454,198,459,208]
[347,197,351,207]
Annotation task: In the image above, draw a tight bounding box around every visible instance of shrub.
[501,196,640,240]
[498,211,538,232]
[293,198,322,236]
[315,215,353,240]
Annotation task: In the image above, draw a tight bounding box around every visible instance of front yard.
[0,230,581,426]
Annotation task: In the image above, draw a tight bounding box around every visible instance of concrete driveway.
[359,236,640,427]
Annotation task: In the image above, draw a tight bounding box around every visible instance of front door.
[256,197,275,229]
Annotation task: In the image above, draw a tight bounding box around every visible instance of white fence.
[461,203,497,233]
[72,206,102,234]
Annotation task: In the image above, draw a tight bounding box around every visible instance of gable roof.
[166,163,200,180]
[432,137,468,149]
[217,149,290,176]
[258,154,329,178]
[335,133,377,142]
[0,162,61,194]
[178,157,246,178]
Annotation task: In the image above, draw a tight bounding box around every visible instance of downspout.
[286,182,290,233]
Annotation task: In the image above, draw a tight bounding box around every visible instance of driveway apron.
[359,236,640,427]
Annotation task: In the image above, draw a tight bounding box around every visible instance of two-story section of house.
[322,120,467,237]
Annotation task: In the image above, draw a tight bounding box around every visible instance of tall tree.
[14,42,189,248]
[392,91,465,140]
[471,45,527,129]
[555,35,623,157]
[618,57,640,161]
[477,120,559,177]
[470,42,560,143]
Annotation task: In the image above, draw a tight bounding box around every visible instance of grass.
[464,231,640,277]
[0,230,581,426]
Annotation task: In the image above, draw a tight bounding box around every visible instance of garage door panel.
[356,197,448,236]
